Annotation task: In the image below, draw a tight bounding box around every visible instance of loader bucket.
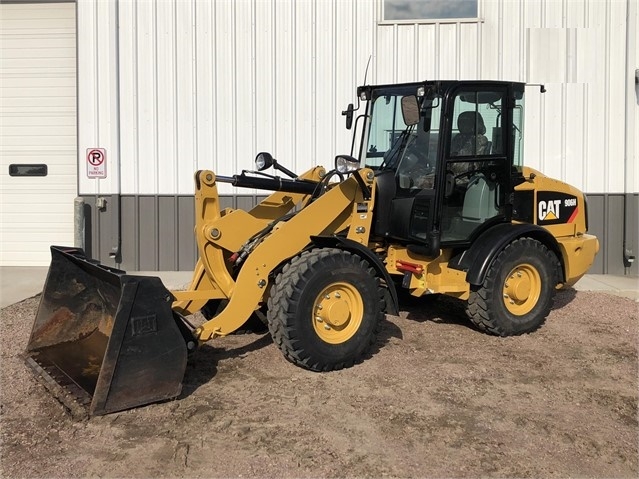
[25,246,190,417]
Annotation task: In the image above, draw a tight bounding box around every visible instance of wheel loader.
[25,80,599,416]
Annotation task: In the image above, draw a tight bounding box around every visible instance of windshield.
[362,89,442,173]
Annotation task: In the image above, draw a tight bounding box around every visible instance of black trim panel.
[448,223,561,285]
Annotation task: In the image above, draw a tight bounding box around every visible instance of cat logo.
[537,192,579,225]
[538,199,561,222]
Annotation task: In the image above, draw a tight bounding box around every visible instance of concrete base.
[572,274,639,301]
[0,267,49,309]
[0,267,192,309]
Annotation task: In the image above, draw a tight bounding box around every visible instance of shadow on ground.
[180,333,273,398]
[395,286,579,331]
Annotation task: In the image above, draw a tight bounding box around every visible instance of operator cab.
[347,81,525,257]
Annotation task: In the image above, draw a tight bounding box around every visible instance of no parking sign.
[87,148,107,178]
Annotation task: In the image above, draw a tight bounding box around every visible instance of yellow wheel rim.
[502,263,542,316]
[312,282,364,344]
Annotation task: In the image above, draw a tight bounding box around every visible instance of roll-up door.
[0,2,77,266]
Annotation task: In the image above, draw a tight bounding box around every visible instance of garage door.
[0,2,77,266]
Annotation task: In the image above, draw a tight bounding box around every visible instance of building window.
[384,0,478,21]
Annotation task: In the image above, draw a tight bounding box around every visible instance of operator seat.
[450,111,490,156]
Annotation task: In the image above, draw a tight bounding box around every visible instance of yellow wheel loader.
[25,81,599,416]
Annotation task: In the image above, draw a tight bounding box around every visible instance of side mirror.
[401,95,420,126]
[342,103,355,130]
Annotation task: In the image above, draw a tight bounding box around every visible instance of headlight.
[335,155,360,174]
[255,152,274,171]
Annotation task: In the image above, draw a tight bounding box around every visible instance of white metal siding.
[78,0,375,196]
[77,0,637,197]
[630,0,638,195]
[0,2,77,266]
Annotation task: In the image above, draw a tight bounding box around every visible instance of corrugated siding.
[77,0,119,196]
[587,193,639,275]
[81,192,638,275]
[77,0,637,197]
[78,0,375,196]
[632,0,639,198]
[75,0,637,274]
[376,0,634,195]
[82,194,267,271]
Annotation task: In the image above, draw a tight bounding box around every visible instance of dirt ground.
[1,289,637,478]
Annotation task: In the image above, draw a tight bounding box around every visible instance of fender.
[448,223,563,286]
[310,235,399,315]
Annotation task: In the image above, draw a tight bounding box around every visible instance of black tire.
[267,248,384,371]
[466,237,560,336]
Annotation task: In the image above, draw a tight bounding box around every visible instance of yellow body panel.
[173,168,325,317]
[175,168,375,341]
[557,234,600,287]
[173,163,598,342]
[207,209,276,252]
[517,166,599,287]
[385,246,470,299]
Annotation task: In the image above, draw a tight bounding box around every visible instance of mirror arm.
[272,161,297,179]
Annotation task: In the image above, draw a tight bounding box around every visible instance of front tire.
[466,237,560,336]
[267,248,384,371]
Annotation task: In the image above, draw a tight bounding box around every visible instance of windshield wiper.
[379,125,414,170]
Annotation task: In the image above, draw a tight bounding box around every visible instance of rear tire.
[466,237,559,336]
[267,248,384,371]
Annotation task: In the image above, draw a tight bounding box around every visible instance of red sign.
[87,148,107,178]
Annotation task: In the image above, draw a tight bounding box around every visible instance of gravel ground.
[1,289,637,478]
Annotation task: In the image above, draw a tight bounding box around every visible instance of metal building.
[1,0,637,275]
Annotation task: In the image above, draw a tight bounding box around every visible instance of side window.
[395,95,442,191]
[512,93,524,166]
[449,90,504,157]
[365,96,408,168]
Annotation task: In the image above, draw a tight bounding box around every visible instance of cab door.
[385,93,441,256]
[440,86,512,244]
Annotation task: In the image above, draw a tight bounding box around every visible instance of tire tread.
[267,248,384,371]
[465,237,559,336]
